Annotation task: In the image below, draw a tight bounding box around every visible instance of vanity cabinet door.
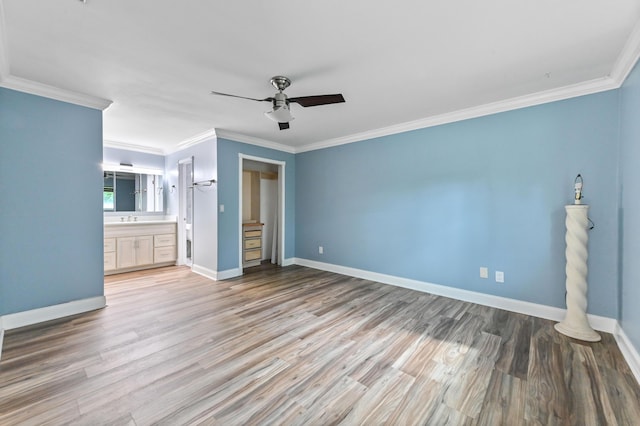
[136,235,154,266]
[116,237,136,269]
[116,235,154,268]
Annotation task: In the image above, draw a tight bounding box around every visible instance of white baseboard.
[282,258,295,267]
[192,264,241,281]
[191,264,218,280]
[192,258,296,281]
[614,324,640,384]
[1,296,107,331]
[192,259,294,281]
[292,258,617,333]
[0,296,106,361]
[217,268,242,280]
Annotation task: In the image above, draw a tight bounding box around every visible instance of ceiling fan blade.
[288,94,345,107]
[210,91,272,102]
[278,122,290,130]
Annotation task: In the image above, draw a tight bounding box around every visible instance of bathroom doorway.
[178,157,194,266]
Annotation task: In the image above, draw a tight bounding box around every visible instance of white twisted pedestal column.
[554,205,600,342]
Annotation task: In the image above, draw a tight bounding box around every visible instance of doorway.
[178,157,194,266]
[238,154,285,274]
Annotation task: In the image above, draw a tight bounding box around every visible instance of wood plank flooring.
[1,264,639,425]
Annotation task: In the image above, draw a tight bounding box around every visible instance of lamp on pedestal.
[554,174,600,342]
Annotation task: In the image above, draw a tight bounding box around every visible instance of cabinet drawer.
[244,249,261,261]
[104,238,116,253]
[104,252,116,271]
[154,246,176,264]
[244,238,262,249]
[244,230,262,238]
[154,233,176,247]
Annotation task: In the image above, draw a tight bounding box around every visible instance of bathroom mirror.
[103,167,164,213]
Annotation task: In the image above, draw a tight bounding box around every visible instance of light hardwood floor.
[1,265,639,425]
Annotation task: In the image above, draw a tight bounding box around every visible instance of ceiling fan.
[211,76,345,130]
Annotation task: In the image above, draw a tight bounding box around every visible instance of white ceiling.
[1,0,639,154]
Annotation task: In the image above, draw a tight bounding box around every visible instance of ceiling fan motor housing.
[270,76,291,92]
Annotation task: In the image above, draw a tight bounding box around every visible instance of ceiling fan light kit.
[211,75,345,130]
[264,91,294,123]
[264,104,294,124]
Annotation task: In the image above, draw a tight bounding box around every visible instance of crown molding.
[610,20,640,87]
[215,129,296,154]
[103,140,165,155]
[296,21,640,154]
[217,53,635,155]
[296,22,640,154]
[0,75,112,110]
[297,76,619,153]
[170,128,218,153]
[196,71,625,155]
[0,0,110,110]
[209,69,618,155]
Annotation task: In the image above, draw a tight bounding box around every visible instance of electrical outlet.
[319,246,324,254]
[480,267,488,279]
[495,271,504,283]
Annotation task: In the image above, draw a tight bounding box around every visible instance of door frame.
[238,154,286,274]
[177,156,194,266]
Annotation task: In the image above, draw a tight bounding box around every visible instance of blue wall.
[165,138,218,272]
[0,88,104,315]
[620,62,640,349]
[217,138,295,271]
[296,91,620,318]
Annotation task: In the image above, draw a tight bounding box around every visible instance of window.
[103,187,114,211]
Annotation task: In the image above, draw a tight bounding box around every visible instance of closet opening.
[238,154,285,274]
